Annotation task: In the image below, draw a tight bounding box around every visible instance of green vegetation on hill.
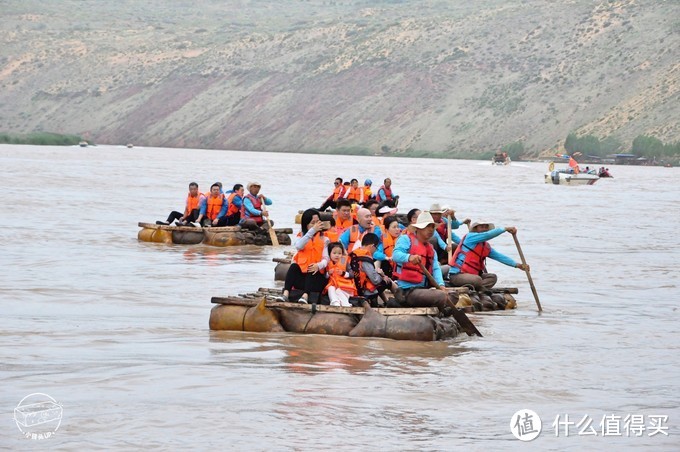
[564,132,679,162]
[0,132,84,146]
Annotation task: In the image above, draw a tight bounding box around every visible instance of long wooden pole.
[417,262,482,337]
[511,233,542,312]
[446,214,453,262]
[262,208,279,246]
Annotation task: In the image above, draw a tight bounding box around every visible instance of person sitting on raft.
[222,184,244,226]
[363,200,383,228]
[325,242,357,307]
[429,203,469,263]
[349,232,394,306]
[333,199,355,235]
[197,183,227,227]
[157,182,204,226]
[339,208,387,261]
[362,179,374,203]
[240,182,273,230]
[346,178,364,204]
[391,211,452,311]
[448,221,528,292]
[376,178,399,207]
[406,208,421,232]
[319,177,347,211]
[378,215,402,278]
[282,209,330,304]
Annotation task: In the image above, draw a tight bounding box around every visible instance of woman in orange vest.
[379,215,402,278]
[324,242,357,306]
[282,209,330,304]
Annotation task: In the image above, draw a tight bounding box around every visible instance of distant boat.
[126,143,134,148]
[545,162,598,185]
[492,152,511,165]
[79,141,88,147]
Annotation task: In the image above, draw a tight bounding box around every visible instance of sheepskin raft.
[137,222,292,246]
[210,291,459,341]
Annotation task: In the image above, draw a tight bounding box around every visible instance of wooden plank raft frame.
[211,296,440,316]
[139,222,293,234]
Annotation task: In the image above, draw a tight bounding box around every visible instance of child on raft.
[324,242,357,307]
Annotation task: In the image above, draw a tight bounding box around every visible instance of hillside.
[1,0,678,157]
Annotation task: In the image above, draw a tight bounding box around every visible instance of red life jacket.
[292,231,326,273]
[184,192,203,216]
[349,248,377,293]
[436,222,448,241]
[449,234,491,276]
[393,232,435,284]
[325,256,357,295]
[226,192,241,216]
[242,193,264,223]
[379,185,393,200]
[206,194,224,221]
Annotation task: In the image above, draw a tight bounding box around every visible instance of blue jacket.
[392,234,444,289]
[449,227,517,275]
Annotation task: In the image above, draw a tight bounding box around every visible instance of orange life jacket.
[349,248,377,294]
[324,227,339,243]
[334,213,354,235]
[346,186,363,203]
[325,256,357,296]
[347,225,370,252]
[363,186,373,200]
[378,185,393,200]
[226,192,240,216]
[292,231,326,273]
[184,192,203,216]
[382,232,398,258]
[393,232,435,284]
[372,215,383,227]
[449,234,491,276]
[331,184,346,201]
[242,193,264,223]
[206,194,224,221]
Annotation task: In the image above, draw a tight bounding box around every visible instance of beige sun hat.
[413,211,436,229]
[246,181,261,190]
[429,203,444,213]
[469,220,495,231]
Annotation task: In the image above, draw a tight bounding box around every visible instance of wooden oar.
[262,209,279,246]
[446,214,453,262]
[511,233,542,312]
[417,262,482,337]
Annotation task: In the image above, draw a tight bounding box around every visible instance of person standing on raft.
[392,211,451,311]
[448,221,529,292]
[240,182,273,230]
[281,209,330,304]
[157,182,204,226]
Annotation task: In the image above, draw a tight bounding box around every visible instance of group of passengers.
[281,177,529,310]
[157,181,272,230]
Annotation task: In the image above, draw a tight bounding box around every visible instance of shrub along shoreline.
[0,132,84,146]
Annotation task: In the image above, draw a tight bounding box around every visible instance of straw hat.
[246,181,261,190]
[469,220,495,231]
[413,211,436,229]
[429,203,444,213]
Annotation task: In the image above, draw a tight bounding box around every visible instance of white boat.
[545,170,599,185]
[492,153,511,165]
